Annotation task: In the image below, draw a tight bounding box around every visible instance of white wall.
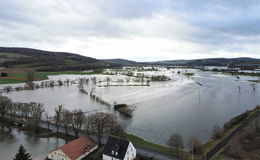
[123,142,136,160]
[47,149,70,160]
[103,141,136,160]
[103,154,120,160]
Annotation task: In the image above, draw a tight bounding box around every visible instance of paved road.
[136,146,180,160]
[205,111,260,160]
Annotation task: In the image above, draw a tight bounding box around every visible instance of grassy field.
[0,79,25,84]
[183,73,195,77]
[119,132,189,159]
[0,70,101,84]
[0,52,29,58]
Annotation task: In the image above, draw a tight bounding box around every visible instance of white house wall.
[103,154,120,160]
[123,142,136,160]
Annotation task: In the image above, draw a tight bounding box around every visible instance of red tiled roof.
[57,136,97,160]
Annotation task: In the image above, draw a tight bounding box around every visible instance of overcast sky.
[1,0,260,61]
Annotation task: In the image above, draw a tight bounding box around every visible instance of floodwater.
[1,69,260,152]
[0,124,65,160]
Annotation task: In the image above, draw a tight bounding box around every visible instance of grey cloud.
[0,0,260,59]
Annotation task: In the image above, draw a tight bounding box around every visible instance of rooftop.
[103,136,130,159]
[52,136,97,160]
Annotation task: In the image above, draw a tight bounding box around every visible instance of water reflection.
[0,123,65,160]
[1,69,260,147]
[0,123,14,141]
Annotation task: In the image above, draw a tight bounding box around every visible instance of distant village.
[193,64,260,73]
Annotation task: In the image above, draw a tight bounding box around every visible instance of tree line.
[0,95,122,145]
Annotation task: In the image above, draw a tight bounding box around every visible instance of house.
[103,136,136,160]
[48,136,98,160]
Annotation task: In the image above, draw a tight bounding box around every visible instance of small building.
[19,118,29,126]
[48,136,98,160]
[103,136,136,160]
[204,66,228,71]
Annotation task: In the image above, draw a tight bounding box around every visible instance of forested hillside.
[0,47,120,71]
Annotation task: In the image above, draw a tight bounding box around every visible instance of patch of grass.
[35,71,101,79]
[0,58,11,62]
[183,73,195,77]
[119,132,188,159]
[0,52,29,58]
[0,78,25,84]
[0,70,101,84]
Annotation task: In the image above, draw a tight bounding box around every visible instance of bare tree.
[211,125,223,139]
[71,109,85,138]
[61,109,72,138]
[78,78,84,90]
[168,133,184,157]
[54,105,63,133]
[91,77,97,85]
[57,79,63,86]
[0,96,12,117]
[29,102,44,130]
[9,102,19,120]
[90,77,97,95]
[105,76,111,86]
[25,70,35,89]
[20,103,31,118]
[65,79,70,86]
[87,112,122,145]
[44,112,50,130]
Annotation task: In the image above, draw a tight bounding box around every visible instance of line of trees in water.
[0,95,123,145]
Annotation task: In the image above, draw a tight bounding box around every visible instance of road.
[136,146,180,160]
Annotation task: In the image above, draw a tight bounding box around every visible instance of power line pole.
[192,139,194,160]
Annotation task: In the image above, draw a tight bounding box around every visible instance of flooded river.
[1,69,260,155]
[0,124,65,160]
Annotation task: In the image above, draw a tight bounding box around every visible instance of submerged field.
[1,68,260,149]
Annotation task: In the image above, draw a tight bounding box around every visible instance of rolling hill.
[0,47,120,71]
[101,58,140,65]
[102,57,260,67]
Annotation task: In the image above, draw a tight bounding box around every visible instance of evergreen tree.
[13,145,32,160]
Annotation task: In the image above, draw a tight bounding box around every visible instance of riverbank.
[200,106,260,160]
[120,133,189,159]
